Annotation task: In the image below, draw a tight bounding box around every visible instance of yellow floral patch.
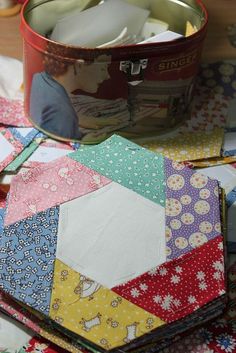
[40,325,83,353]
[191,155,236,167]
[49,260,165,350]
[141,128,224,162]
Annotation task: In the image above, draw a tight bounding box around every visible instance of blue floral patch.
[0,208,5,236]
[216,333,236,352]
[0,207,59,315]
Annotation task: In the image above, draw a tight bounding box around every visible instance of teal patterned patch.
[4,141,39,172]
[69,135,165,206]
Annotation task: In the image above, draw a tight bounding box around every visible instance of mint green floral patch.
[69,135,165,206]
[4,140,39,172]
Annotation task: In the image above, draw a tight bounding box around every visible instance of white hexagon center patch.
[56,182,166,288]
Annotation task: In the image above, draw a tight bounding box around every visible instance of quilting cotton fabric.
[113,236,225,323]
[0,127,23,172]
[0,97,32,127]
[56,181,166,288]
[4,140,40,172]
[0,207,59,315]
[69,135,166,207]
[164,158,222,259]
[0,312,33,353]
[49,259,165,350]
[197,61,236,98]
[4,156,111,226]
[142,128,224,162]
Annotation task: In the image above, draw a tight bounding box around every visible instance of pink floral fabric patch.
[0,97,32,127]
[4,156,111,226]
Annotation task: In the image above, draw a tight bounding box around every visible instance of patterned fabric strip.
[0,127,23,173]
[9,128,39,147]
[4,140,40,172]
[0,291,41,334]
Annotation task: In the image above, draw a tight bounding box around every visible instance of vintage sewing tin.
[21,0,208,143]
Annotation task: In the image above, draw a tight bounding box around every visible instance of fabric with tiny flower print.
[4,156,111,226]
[113,236,225,323]
[0,207,59,315]
[0,290,41,334]
[69,134,166,207]
[181,90,229,133]
[160,260,236,353]
[0,97,32,127]
[142,128,224,162]
[0,135,226,353]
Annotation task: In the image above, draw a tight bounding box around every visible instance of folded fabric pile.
[1,256,235,353]
[0,55,235,352]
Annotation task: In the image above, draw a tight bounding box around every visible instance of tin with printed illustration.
[21,0,208,143]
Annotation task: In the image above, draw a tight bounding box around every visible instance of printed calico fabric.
[0,126,42,173]
[0,135,226,352]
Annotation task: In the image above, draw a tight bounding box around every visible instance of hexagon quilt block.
[0,135,226,352]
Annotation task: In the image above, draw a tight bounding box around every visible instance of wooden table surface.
[0,1,235,61]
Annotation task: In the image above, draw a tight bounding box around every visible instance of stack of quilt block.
[0,135,226,353]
